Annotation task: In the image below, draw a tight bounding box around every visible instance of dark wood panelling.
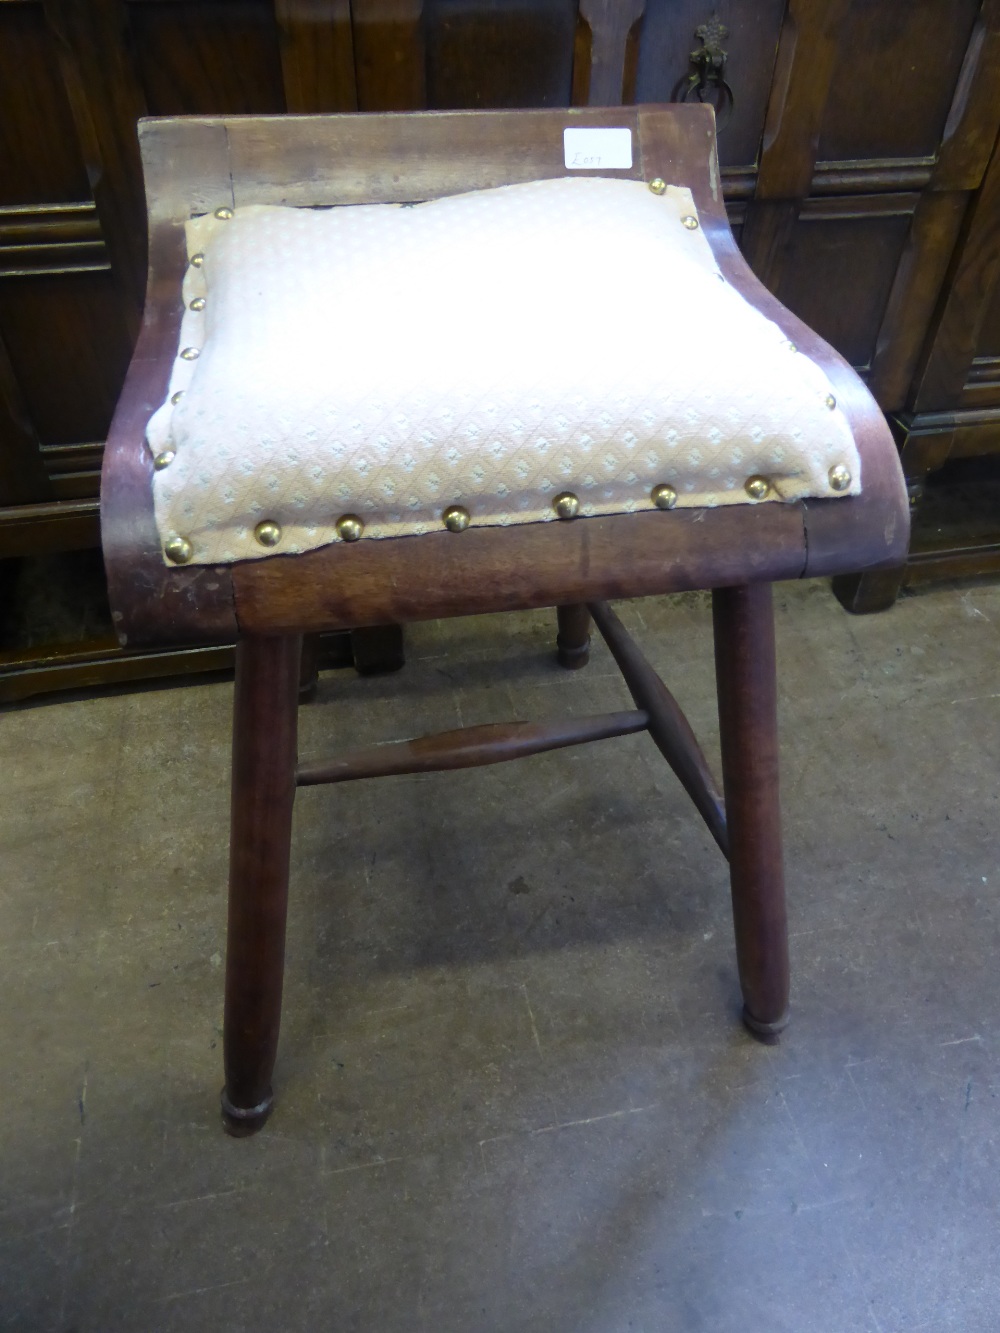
[0,3,92,206]
[426,0,576,109]
[932,0,1000,189]
[973,281,1000,360]
[0,273,133,447]
[574,0,645,107]
[0,330,51,506]
[0,498,99,556]
[915,127,1000,411]
[774,201,915,372]
[738,0,852,289]
[0,204,108,278]
[818,0,980,163]
[868,190,969,411]
[42,442,104,501]
[754,0,852,201]
[42,0,149,315]
[352,0,426,110]
[274,0,357,111]
[128,0,287,114]
[635,0,786,169]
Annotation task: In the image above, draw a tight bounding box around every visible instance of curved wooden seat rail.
[100,105,908,1134]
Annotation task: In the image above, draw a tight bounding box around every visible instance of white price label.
[563,127,634,171]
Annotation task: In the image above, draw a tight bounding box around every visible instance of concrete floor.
[2,578,998,1332]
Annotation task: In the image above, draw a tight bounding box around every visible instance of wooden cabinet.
[3,0,1000,696]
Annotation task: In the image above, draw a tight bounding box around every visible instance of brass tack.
[180,346,200,361]
[648,178,667,196]
[828,464,852,492]
[651,483,678,511]
[153,449,175,471]
[190,253,204,267]
[254,520,282,548]
[442,505,470,533]
[784,340,797,353]
[164,536,193,565]
[825,393,837,410]
[681,214,699,230]
[336,514,364,542]
[214,206,234,220]
[189,296,206,312]
[553,492,580,520]
[170,390,184,405]
[745,475,771,501]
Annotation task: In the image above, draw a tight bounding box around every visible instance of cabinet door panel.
[0,273,133,449]
[127,0,286,114]
[773,205,914,372]
[818,0,980,163]
[426,0,576,109]
[0,3,92,206]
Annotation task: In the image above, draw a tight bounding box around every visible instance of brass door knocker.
[674,17,734,130]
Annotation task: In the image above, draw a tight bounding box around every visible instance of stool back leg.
[556,603,592,669]
[298,632,321,701]
[222,633,302,1134]
[712,584,790,1036]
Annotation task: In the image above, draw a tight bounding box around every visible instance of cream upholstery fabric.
[146,178,860,566]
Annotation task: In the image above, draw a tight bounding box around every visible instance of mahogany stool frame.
[101,104,908,1133]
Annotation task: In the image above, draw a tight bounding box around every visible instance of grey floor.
[2,578,999,1332]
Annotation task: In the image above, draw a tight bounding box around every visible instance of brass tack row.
[161,468,855,563]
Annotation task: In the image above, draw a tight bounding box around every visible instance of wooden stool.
[101,105,908,1134]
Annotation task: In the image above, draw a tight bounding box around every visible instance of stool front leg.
[222,633,301,1134]
[712,584,790,1036]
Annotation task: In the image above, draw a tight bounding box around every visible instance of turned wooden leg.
[222,633,301,1134]
[351,624,405,675]
[556,603,591,669]
[712,584,789,1037]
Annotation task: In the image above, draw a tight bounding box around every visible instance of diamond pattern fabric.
[145,178,860,566]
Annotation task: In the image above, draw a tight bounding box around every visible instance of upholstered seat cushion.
[146,177,860,566]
